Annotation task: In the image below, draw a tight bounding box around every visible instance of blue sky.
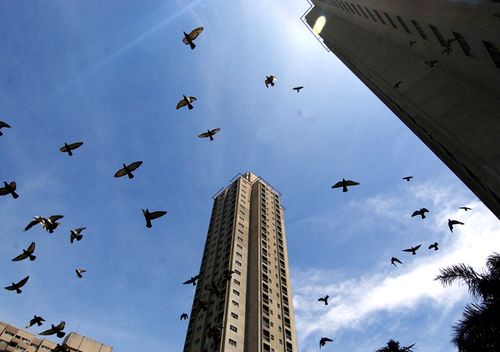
[0,1,499,351]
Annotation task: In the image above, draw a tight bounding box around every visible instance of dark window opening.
[365,7,377,22]
[411,20,427,39]
[453,32,472,56]
[483,41,500,68]
[373,9,386,25]
[356,5,368,18]
[396,16,411,33]
[384,12,397,29]
[429,24,447,46]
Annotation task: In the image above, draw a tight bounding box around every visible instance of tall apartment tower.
[183,172,298,352]
[303,0,500,219]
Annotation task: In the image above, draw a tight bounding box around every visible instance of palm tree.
[375,339,415,352]
[435,252,500,351]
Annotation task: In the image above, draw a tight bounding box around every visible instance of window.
[483,41,500,68]
[234,269,241,275]
[230,325,238,332]
[453,32,472,56]
[235,260,242,266]
[231,312,238,319]
[356,5,368,18]
[373,9,386,24]
[396,16,410,33]
[364,7,376,21]
[429,24,447,46]
[229,339,237,346]
[234,279,240,285]
[384,12,397,29]
[232,300,239,307]
[233,289,240,296]
[411,20,427,39]
[350,2,362,16]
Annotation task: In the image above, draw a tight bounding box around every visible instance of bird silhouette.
[12,242,36,262]
[59,142,83,156]
[409,40,416,47]
[402,176,413,182]
[393,81,403,89]
[411,208,429,219]
[319,337,333,348]
[180,313,189,320]
[318,295,329,305]
[198,128,221,141]
[292,86,304,92]
[428,242,439,251]
[391,257,403,267]
[142,209,167,228]
[182,26,204,49]
[70,227,86,243]
[183,274,200,286]
[265,75,278,88]
[25,215,63,233]
[0,120,11,136]
[403,244,422,255]
[222,269,235,281]
[176,95,197,110]
[424,60,438,68]
[448,219,464,232]
[26,315,45,328]
[5,276,29,294]
[75,269,86,278]
[114,161,143,179]
[0,181,19,199]
[39,321,66,338]
[331,178,359,192]
[459,206,472,211]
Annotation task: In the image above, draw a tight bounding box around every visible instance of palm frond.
[435,263,482,298]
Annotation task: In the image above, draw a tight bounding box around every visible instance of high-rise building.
[303,0,500,218]
[0,321,112,352]
[183,172,298,352]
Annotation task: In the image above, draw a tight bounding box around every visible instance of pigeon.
[183,274,200,286]
[53,345,71,352]
[70,227,86,243]
[292,86,304,92]
[176,95,197,110]
[114,161,143,179]
[428,242,439,251]
[75,269,86,278]
[393,81,403,89]
[198,128,221,141]
[39,321,66,338]
[24,216,45,231]
[222,269,235,281]
[265,75,278,88]
[318,295,329,305]
[424,60,438,68]
[0,121,11,136]
[12,242,36,262]
[59,142,83,156]
[182,26,204,49]
[0,181,19,199]
[26,315,45,328]
[459,206,472,211]
[448,219,464,232]
[402,176,413,182]
[180,313,189,320]
[24,215,63,233]
[403,244,422,255]
[319,337,334,349]
[391,257,403,267]
[331,178,360,192]
[142,209,167,228]
[5,276,29,294]
[409,40,416,47]
[411,208,429,219]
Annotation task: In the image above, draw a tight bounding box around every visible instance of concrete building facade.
[0,322,112,352]
[303,0,500,218]
[183,172,298,352]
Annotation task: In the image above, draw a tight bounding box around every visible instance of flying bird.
[142,209,167,228]
[459,206,472,211]
[182,26,204,49]
[5,276,29,294]
[0,181,19,199]
[391,257,403,267]
[318,295,329,305]
[12,242,36,262]
[402,176,413,182]
[402,343,416,351]
[393,80,403,89]
[59,142,83,156]
[403,244,422,255]
[319,337,333,349]
[39,321,66,338]
[75,269,86,278]
[180,313,189,320]
[265,75,278,88]
[409,40,416,47]
[114,161,143,179]
[222,269,235,281]
[424,60,438,68]
[183,274,200,286]
[70,227,86,243]
[0,120,11,136]
[176,95,197,110]
[411,208,429,219]
[331,178,360,192]
[428,242,439,251]
[198,128,221,141]
[448,219,464,232]
[24,215,64,233]
[292,86,304,92]
[26,315,45,328]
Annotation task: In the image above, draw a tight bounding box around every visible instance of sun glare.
[312,15,326,35]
